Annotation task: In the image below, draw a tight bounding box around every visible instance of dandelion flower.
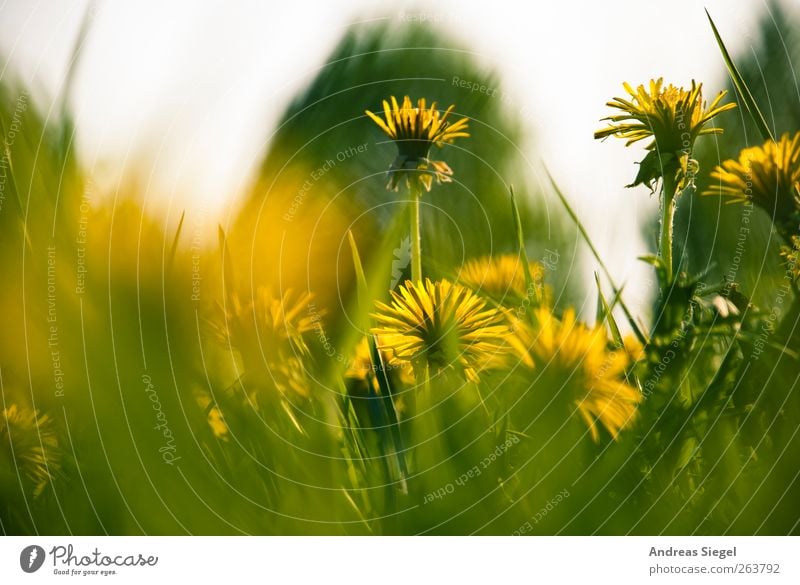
[1,404,60,497]
[513,308,642,442]
[366,96,469,192]
[210,288,319,353]
[208,287,319,398]
[705,132,800,242]
[371,279,509,381]
[457,254,546,304]
[595,79,735,188]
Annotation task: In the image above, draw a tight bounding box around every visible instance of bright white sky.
[0,0,785,317]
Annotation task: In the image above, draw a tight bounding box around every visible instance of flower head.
[371,279,509,381]
[512,308,641,442]
[705,132,800,241]
[1,404,60,496]
[210,287,319,356]
[457,254,546,304]
[208,287,320,397]
[366,96,469,192]
[595,79,735,188]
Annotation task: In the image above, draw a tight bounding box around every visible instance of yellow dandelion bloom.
[208,287,319,398]
[1,404,60,496]
[371,279,509,381]
[210,287,319,356]
[705,132,800,241]
[595,79,734,152]
[366,96,469,192]
[513,308,642,442]
[595,79,734,187]
[457,254,546,304]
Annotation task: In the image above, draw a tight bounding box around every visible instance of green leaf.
[638,254,663,268]
[706,9,774,142]
[638,254,668,289]
[628,151,676,191]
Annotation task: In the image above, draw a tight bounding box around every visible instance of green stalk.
[660,173,677,285]
[410,184,423,282]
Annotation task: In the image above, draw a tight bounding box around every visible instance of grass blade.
[218,225,236,301]
[347,229,408,492]
[706,9,774,142]
[167,209,186,270]
[509,185,540,303]
[348,229,369,310]
[545,165,648,345]
[595,272,624,347]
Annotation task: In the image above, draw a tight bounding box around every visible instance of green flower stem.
[410,185,423,282]
[660,172,677,285]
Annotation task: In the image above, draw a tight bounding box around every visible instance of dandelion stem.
[660,173,677,285]
[410,185,423,282]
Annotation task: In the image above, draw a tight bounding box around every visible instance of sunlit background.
[0,0,782,317]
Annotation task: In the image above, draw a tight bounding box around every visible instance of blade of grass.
[706,9,774,142]
[0,114,33,252]
[347,230,408,492]
[347,230,369,308]
[218,225,236,302]
[167,209,185,270]
[595,272,624,347]
[321,213,407,386]
[509,185,540,303]
[544,165,648,345]
[59,1,96,119]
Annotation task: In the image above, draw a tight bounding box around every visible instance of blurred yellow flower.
[208,287,319,398]
[512,308,642,442]
[1,404,59,497]
[705,132,800,241]
[366,96,469,192]
[371,279,509,381]
[209,287,319,357]
[457,254,545,304]
[194,389,229,440]
[345,336,415,387]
